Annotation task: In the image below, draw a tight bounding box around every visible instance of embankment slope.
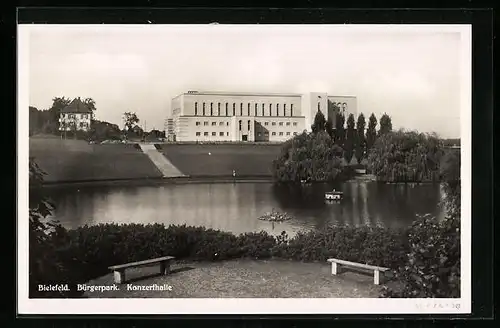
[158,144,282,178]
[29,138,163,183]
[29,139,282,183]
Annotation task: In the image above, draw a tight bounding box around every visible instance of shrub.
[380,214,460,298]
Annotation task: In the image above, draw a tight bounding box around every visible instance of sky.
[26,25,467,138]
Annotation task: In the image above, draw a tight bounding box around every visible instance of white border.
[17,24,472,315]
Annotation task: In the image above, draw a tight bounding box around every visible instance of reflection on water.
[45,181,446,237]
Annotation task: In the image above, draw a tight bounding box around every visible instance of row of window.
[63,114,90,119]
[194,102,296,117]
[194,131,297,137]
[195,121,298,127]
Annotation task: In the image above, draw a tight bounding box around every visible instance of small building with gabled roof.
[59,97,93,132]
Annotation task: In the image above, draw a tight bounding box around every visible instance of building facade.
[165,118,175,141]
[59,97,93,132]
[169,91,357,142]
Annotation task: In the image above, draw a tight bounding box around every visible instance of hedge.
[32,215,460,299]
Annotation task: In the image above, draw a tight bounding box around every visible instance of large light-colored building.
[169,91,357,142]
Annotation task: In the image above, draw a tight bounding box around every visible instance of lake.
[45,181,446,236]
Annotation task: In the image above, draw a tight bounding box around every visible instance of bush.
[380,214,460,298]
[32,222,413,298]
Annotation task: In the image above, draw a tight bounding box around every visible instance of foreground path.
[139,144,186,177]
[84,259,382,298]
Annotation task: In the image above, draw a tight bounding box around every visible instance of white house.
[59,97,93,132]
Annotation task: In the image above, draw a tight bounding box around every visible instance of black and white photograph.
[18,22,471,314]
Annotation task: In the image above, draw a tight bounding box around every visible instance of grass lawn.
[29,138,163,182]
[84,259,382,298]
[159,144,282,177]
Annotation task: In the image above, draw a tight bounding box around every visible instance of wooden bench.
[108,256,175,284]
[327,258,389,285]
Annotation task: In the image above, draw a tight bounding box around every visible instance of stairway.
[139,144,186,178]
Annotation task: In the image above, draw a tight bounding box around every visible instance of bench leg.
[160,261,171,275]
[331,262,338,275]
[114,270,126,284]
[374,270,380,285]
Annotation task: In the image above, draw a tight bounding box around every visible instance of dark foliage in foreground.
[32,222,408,298]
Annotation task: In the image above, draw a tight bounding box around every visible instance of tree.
[334,112,345,146]
[355,113,366,163]
[344,114,356,163]
[311,110,326,133]
[29,158,67,297]
[325,117,334,138]
[83,98,97,120]
[440,149,461,217]
[379,113,393,136]
[367,130,444,182]
[366,113,378,152]
[272,131,344,183]
[123,112,140,132]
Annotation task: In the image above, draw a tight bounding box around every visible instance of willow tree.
[272,131,344,183]
[367,130,444,182]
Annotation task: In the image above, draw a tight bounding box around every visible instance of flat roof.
[327,95,357,99]
[176,91,304,98]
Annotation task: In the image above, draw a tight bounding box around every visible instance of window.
[293,122,297,126]
[264,122,269,126]
[212,132,216,136]
[204,132,209,136]
[279,122,283,126]
[196,121,201,126]
[212,122,217,126]
[286,122,290,126]
[254,104,258,116]
[262,104,265,116]
[240,103,243,116]
[272,132,276,136]
[218,103,221,116]
[196,132,201,136]
[276,104,279,116]
[247,120,251,130]
[279,132,284,136]
[272,122,276,126]
[286,132,291,136]
[291,104,294,116]
[203,103,206,116]
[264,132,269,136]
[317,102,320,111]
[226,103,228,116]
[227,132,229,136]
[219,132,224,136]
[195,102,198,115]
[226,122,229,126]
[238,120,242,131]
[219,121,224,126]
[269,104,272,116]
[233,103,236,116]
[248,103,250,116]
[210,103,213,116]
[204,121,208,126]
